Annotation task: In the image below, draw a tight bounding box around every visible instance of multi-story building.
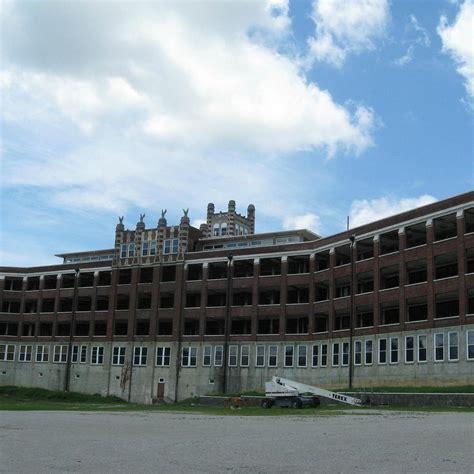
[1,193,473,403]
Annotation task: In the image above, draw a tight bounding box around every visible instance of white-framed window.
[221,223,228,236]
[120,243,128,258]
[156,347,171,366]
[467,331,474,361]
[112,346,126,366]
[342,342,349,366]
[256,345,265,367]
[365,340,373,365]
[213,223,220,237]
[36,345,49,363]
[332,343,339,366]
[71,345,79,363]
[284,345,294,367]
[142,240,149,256]
[150,240,157,256]
[53,345,68,363]
[80,345,87,364]
[320,344,328,367]
[417,335,427,362]
[128,243,135,258]
[91,346,104,365]
[434,333,445,362]
[19,345,32,362]
[0,344,15,362]
[297,345,307,367]
[240,345,250,367]
[389,337,399,364]
[203,346,212,366]
[312,344,319,367]
[134,346,148,366]
[268,345,278,367]
[164,238,179,255]
[354,340,362,365]
[448,332,459,361]
[228,345,238,367]
[214,345,223,367]
[182,347,197,367]
[378,338,387,364]
[405,336,415,364]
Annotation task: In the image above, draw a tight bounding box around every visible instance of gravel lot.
[1,410,473,473]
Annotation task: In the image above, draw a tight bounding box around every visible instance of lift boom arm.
[266,376,362,407]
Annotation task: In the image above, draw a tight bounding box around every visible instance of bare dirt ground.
[1,410,473,473]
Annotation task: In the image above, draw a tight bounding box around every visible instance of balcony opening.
[287,255,310,274]
[259,257,281,276]
[380,302,400,325]
[114,320,128,336]
[77,296,92,312]
[56,322,70,337]
[96,295,109,311]
[287,286,309,304]
[357,271,374,294]
[335,277,351,298]
[380,230,399,255]
[187,264,203,281]
[161,265,176,282]
[186,293,201,308]
[118,269,132,285]
[204,318,224,335]
[258,317,279,334]
[258,289,280,305]
[314,282,329,302]
[2,300,20,313]
[314,251,330,271]
[231,318,252,334]
[24,300,38,314]
[27,276,40,291]
[22,322,35,337]
[356,306,374,327]
[208,262,227,280]
[407,297,427,322]
[97,271,111,286]
[356,238,374,261]
[406,259,427,284]
[116,294,130,310]
[4,277,23,291]
[157,319,172,336]
[184,319,200,335]
[41,298,55,313]
[314,313,328,333]
[79,272,94,287]
[467,288,474,314]
[137,292,152,310]
[434,252,458,279]
[433,213,457,241]
[466,248,474,274]
[286,315,308,334]
[380,265,399,289]
[334,310,350,330]
[232,291,252,306]
[435,292,459,319]
[75,321,90,336]
[406,222,427,248]
[94,321,107,336]
[39,322,53,336]
[234,260,254,278]
[335,244,351,266]
[59,298,73,312]
[159,292,174,309]
[465,208,474,233]
[0,322,18,336]
[135,319,150,335]
[139,267,154,284]
[207,291,226,307]
[44,275,58,290]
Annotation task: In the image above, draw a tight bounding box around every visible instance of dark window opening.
[257,318,279,334]
[41,298,55,313]
[380,265,399,289]
[380,303,399,325]
[139,267,154,284]
[161,266,176,282]
[77,297,91,312]
[435,252,458,279]
[465,208,474,234]
[94,321,107,336]
[2,300,21,313]
[314,313,328,333]
[467,288,474,314]
[114,320,128,336]
[406,222,427,248]
[56,322,70,337]
[75,321,90,336]
[24,300,38,313]
[407,298,427,322]
[205,318,224,335]
[118,269,132,285]
[259,258,281,276]
[466,248,474,274]
[44,275,58,290]
[135,319,150,335]
[187,264,203,281]
[207,292,226,307]
[287,255,310,274]
[315,282,329,302]
[231,318,251,334]
[406,259,427,284]
[185,293,201,308]
[59,298,73,312]
[39,322,53,336]
[435,293,459,318]
[334,311,350,330]
[380,230,399,255]
[96,295,109,311]
[287,286,309,304]
[159,293,174,309]
[335,277,350,298]
[357,272,374,294]
[335,245,351,266]
[433,213,457,241]
[61,274,76,289]
[356,307,374,327]
[79,272,94,287]
[4,277,23,291]
[27,276,40,291]
[0,322,19,336]
[357,238,374,261]
[137,292,152,310]
[97,271,111,286]
[259,289,280,305]
[22,322,35,337]
[314,251,330,271]
[232,291,252,306]
[184,319,200,335]
[208,262,227,279]
[116,294,130,310]
[157,319,173,335]
[286,316,308,334]
[234,260,254,278]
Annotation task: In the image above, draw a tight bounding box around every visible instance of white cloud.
[438,0,474,100]
[409,15,431,47]
[392,15,431,67]
[283,213,321,233]
[393,45,415,67]
[349,195,437,227]
[308,0,390,67]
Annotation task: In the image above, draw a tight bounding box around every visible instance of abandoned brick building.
[1,193,473,403]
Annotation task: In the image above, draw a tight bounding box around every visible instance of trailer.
[262,376,363,409]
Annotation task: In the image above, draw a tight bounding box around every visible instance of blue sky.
[1,0,473,266]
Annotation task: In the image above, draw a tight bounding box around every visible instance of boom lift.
[262,376,363,409]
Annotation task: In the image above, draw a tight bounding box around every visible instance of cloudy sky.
[1,0,473,266]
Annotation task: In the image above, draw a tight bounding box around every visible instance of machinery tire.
[312,397,321,408]
[261,398,273,409]
[291,398,303,409]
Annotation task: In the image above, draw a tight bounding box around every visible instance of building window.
[203,346,212,366]
[405,336,414,363]
[312,345,319,367]
[320,344,328,367]
[256,345,265,367]
[378,339,387,364]
[284,345,294,367]
[0,344,15,361]
[80,345,87,363]
[112,346,126,366]
[36,345,49,363]
[365,340,373,365]
[71,345,79,364]
[142,240,156,257]
[240,345,250,367]
[268,345,278,367]
[297,345,307,367]
[120,244,128,258]
[434,333,445,362]
[214,346,223,367]
[417,335,427,362]
[128,243,135,258]
[228,345,238,367]
[182,347,197,367]
[156,347,171,367]
[342,342,349,366]
[448,332,459,361]
[467,331,474,360]
[134,346,148,366]
[354,341,362,365]
[53,345,68,363]
[164,238,179,255]
[389,338,399,364]
[332,343,339,366]
[19,345,32,362]
[91,346,104,365]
